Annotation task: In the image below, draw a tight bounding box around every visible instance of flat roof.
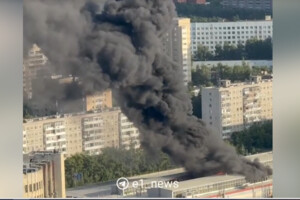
[245,151,273,163]
[171,174,245,192]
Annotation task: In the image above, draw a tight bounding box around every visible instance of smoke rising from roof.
[24,0,272,181]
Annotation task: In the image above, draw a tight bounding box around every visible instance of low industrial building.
[147,152,273,198]
[23,151,66,198]
[66,152,272,198]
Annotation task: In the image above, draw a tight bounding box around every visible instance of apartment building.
[85,90,113,111]
[23,108,128,156]
[191,18,273,55]
[23,117,68,154]
[119,113,140,150]
[221,0,272,11]
[64,115,83,156]
[43,121,67,153]
[23,44,48,99]
[23,151,65,198]
[82,109,120,155]
[162,18,192,84]
[201,76,272,139]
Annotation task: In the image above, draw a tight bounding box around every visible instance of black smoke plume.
[24,0,272,181]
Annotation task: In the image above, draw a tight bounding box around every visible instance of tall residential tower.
[162,18,192,84]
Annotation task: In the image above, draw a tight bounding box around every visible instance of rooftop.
[171,174,245,191]
[23,107,121,123]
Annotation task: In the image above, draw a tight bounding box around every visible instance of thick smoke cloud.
[24,0,272,181]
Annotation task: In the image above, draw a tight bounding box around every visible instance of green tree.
[194,44,213,61]
[230,121,273,155]
[65,148,176,188]
[245,38,272,60]
[191,65,211,86]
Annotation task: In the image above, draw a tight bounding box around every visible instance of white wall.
[193,60,272,70]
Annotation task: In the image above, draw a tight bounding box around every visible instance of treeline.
[65,148,175,188]
[230,121,272,155]
[194,38,273,61]
[191,64,272,87]
[175,2,271,22]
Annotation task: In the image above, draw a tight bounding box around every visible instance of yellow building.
[23,151,66,198]
[162,18,192,84]
[82,108,120,155]
[23,108,122,156]
[202,76,272,139]
[85,90,113,111]
[23,117,67,154]
[65,114,83,156]
[23,167,44,198]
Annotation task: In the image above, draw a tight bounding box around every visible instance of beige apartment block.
[23,108,124,156]
[86,90,113,111]
[23,117,67,154]
[64,114,83,156]
[82,108,120,155]
[201,76,272,139]
[162,18,192,84]
[23,151,65,198]
[23,106,143,156]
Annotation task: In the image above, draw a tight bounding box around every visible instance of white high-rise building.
[23,44,48,99]
[191,18,273,55]
[162,18,192,84]
[201,76,272,139]
[119,113,140,150]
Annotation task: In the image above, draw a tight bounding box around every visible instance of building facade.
[23,44,48,99]
[201,76,272,138]
[23,151,66,198]
[162,18,192,84]
[43,120,67,153]
[82,109,120,155]
[23,107,139,156]
[191,18,273,55]
[221,0,272,11]
[85,90,113,111]
[147,152,272,198]
[64,115,83,156]
[119,113,140,150]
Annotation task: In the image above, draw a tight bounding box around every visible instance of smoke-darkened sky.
[24,0,271,181]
